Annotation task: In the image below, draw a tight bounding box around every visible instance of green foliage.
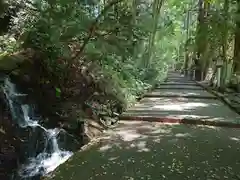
[55,87,61,98]
[1,0,196,123]
[0,35,18,54]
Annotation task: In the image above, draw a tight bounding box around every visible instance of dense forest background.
[2,0,240,179]
[0,0,240,130]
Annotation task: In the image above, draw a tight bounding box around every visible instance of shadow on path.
[47,72,240,180]
[50,121,240,180]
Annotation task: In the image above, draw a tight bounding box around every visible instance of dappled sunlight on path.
[148,102,209,111]
[49,72,240,180]
[123,97,240,124]
[50,121,240,180]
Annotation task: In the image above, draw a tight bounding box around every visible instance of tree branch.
[72,0,125,61]
[94,28,120,38]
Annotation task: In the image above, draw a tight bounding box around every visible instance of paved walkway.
[49,72,240,180]
[121,72,240,127]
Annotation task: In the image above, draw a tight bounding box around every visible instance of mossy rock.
[0,53,25,72]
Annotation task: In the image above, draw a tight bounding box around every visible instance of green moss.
[0,53,25,72]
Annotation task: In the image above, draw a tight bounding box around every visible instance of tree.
[145,0,164,67]
[234,0,240,74]
[0,0,211,126]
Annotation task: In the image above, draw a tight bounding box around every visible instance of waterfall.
[2,78,73,178]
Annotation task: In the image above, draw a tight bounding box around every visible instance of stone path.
[121,72,240,127]
[49,72,240,180]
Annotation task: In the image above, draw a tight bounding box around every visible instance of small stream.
[2,78,74,179]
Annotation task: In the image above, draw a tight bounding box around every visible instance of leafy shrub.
[1,0,188,124]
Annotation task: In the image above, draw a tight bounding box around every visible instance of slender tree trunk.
[195,0,209,81]
[184,7,190,76]
[220,0,229,91]
[145,0,164,68]
[233,0,240,74]
[132,0,137,24]
[195,0,204,80]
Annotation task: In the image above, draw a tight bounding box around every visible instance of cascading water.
[2,77,73,179]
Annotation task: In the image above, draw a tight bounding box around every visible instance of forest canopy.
[1,0,240,125]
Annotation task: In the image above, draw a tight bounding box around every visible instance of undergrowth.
[0,0,183,127]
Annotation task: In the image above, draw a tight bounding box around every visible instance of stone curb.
[119,115,240,128]
[195,81,240,116]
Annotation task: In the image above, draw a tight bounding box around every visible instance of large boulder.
[0,52,25,72]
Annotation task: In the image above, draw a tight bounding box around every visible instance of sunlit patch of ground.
[49,121,240,180]
[146,89,216,98]
[155,84,202,89]
[152,102,208,111]
[124,97,240,123]
[48,74,240,180]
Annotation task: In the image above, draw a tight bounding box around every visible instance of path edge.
[120,75,240,129]
[195,81,240,116]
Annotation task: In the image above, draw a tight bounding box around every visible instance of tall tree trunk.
[195,0,209,80]
[195,0,204,80]
[220,0,229,91]
[184,7,191,76]
[233,0,240,74]
[132,0,137,24]
[144,0,164,68]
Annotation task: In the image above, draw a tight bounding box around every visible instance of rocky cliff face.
[0,96,21,180]
[0,77,105,180]
[0,51,120,179]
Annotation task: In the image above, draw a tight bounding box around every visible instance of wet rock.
[0,97,21,180]
[84,119,105,141]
